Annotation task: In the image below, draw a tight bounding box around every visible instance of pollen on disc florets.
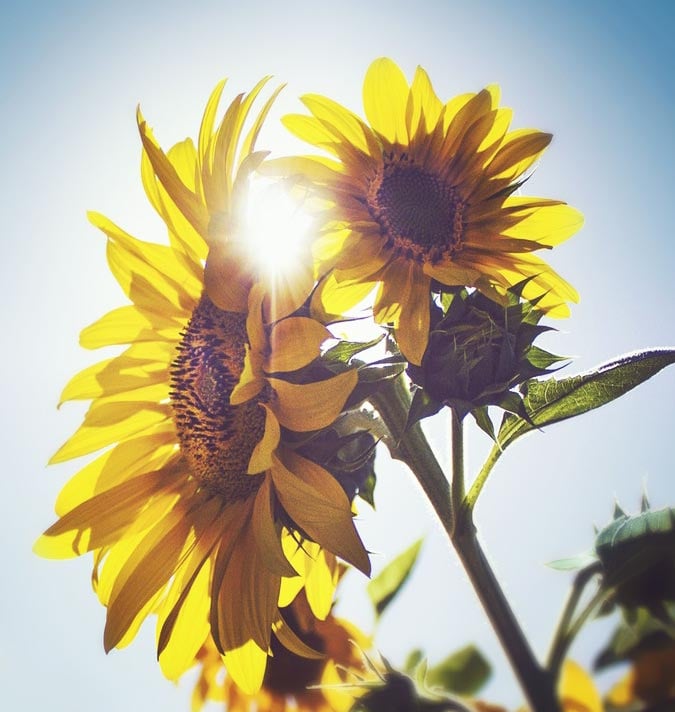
[366,153,466,263]
[170,294,267,501]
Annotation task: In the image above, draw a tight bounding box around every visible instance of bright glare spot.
[243,177,314,279]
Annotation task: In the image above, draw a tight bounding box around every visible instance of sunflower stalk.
[372,376,560,711]
[450,411,560,711]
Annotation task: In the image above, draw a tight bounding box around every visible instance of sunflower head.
[271,56,583,365]
[407,283,567,424]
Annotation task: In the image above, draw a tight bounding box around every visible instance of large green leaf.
[425,644,491,696]
[497,349,675,450]
[367,539,423,618]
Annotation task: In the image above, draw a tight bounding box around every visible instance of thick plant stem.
[450,415,559,712]
[372,379,559,710]
[369,375,453,533]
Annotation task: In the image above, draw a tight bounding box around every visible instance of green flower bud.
[407,284,565,425]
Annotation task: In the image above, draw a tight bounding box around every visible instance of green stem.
[546,563,602,679]
[449,416,560,712]
[450,409,465,531]
[369,375,453,534]
[547,581,612,678]
[372,378,559,711]
[464,440,503,514]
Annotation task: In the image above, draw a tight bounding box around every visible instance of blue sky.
[3,1,674,710]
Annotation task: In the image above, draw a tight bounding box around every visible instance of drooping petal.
[247,404,280,474]
[270,450,370,575]
[266,317,331,373]
[268,369,357,432]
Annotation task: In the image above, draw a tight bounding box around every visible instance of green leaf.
[547,551,598,571]
[425,644,491,696]
[358,470,377,508]
[497,349,675,450]
[403,648,425,673]
[404,388,443,431]
[367,539,424,618]
[323,334,385,364]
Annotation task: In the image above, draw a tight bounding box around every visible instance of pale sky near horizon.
[2,1,674,710]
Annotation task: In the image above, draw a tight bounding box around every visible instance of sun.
[241,176,314,281]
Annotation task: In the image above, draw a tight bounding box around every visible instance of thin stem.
[464,440,503,513]
[450,410,465,531]
[547,582,612,678]
[546,563,602,678]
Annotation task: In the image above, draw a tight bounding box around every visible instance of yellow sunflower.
[270,57,583,364]
[192,587,369,712]
[36,78,370,694]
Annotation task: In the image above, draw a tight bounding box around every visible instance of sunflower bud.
[407,284,566,425]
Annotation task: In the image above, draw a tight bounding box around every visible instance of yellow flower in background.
[192,587,369,712]
[558,661,603,712]
[35,79,369,695]
[272,57,583,364]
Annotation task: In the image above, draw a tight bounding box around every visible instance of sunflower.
[192,586,369,712]
[36,78,370,694]
[269,57,583,364]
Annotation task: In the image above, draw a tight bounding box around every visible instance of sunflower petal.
[266,317,331,373]
[223,639,268,696]
[268,369,357,432]
[252,476,297,577]
[363,57,410,144]
[270,450,370,575]
[104,501,192,651]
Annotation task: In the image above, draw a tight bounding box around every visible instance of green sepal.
[471,406,496,441]
[367,538,424,618]
[404,387,444,431]
[323,334,386,364]
[594,604,675,670]
[424,644,491,696]
[497,348,675,451]
[359,470,377,508]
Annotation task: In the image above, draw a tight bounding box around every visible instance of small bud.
[407,284,566,420]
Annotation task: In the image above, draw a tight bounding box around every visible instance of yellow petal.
[247,404,280,474]
[223,639,268,696]
[55,426,176,515]
[502,202,584,247]
[395,272,431,367]
[229,344,264,406]
[137,108,209,237]
[34,467,177,558]
[363,57,410,144]
[79,305,183,350]
[304,547,339,620]
[558,660,603,712]
[268,369,357,432]
[270,450,370,575]
[203,241,253,313]
[266,317,331,373]
[408,65,443,137]
[50,401,172,463]
[487,128,553,181]
[251,476,296,577]
[302,93,380,156]
[104,501,191,652]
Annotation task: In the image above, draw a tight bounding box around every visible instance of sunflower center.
[367,156,465,262]
[171,294,266,501]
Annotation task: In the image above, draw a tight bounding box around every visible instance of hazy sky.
[3,1,674,710]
